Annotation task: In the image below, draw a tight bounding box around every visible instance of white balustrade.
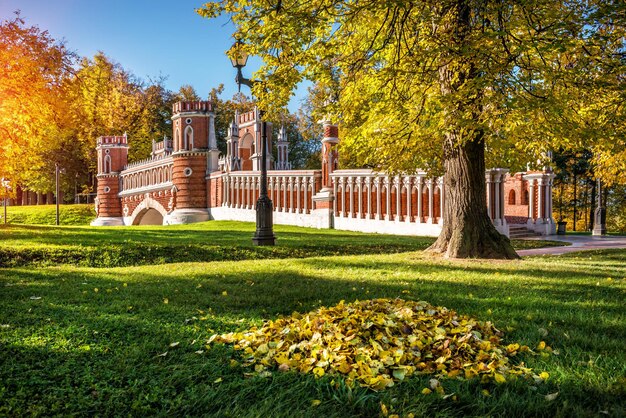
[219,171,319,215]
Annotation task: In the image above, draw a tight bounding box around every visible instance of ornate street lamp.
[229,40,275,246]
[1,178,10,226]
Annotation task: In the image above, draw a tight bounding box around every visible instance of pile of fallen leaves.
[208,298,538,391]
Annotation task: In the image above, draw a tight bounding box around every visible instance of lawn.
[1,221,622,417]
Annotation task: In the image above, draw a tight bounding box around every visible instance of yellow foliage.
[207,298,535,390]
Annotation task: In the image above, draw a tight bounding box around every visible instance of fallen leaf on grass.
[311,399,321,407]
[156,352,168,357]
[169,342,180,348]
[545,392,559,401]
[29,296,42,300]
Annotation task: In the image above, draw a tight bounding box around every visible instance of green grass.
[0,222,622,416]
[0,221,565,268]
[2,204,95,226]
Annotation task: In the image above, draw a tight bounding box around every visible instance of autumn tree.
[0,14,74,193]
[199,0,626,258]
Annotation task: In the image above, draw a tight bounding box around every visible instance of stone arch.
[129,196,168,225]
[184,126,194,150]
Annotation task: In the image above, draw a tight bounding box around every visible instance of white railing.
[330,169,443,225]
[120,160,174,196]
[221,171,321,214]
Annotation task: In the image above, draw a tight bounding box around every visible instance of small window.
[508,190,516,205]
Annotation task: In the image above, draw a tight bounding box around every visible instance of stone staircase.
[508,224,540,239]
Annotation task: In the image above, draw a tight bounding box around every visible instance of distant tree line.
[0,14,319,204]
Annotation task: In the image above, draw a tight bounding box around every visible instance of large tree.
[0,14,74,191]
[199,0,626,258]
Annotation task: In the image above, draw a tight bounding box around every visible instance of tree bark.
[428,135,518,259]
[427,1,518,259]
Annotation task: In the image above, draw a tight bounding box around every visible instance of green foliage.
[0,230,623,415]
[199,1,626,175]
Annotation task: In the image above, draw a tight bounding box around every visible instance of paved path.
[517,235,626,256]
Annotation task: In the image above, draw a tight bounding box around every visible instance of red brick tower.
[166,100,217,224]
[91,135,129,226]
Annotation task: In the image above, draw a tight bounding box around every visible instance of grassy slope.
[0,223,623,417]
[0,221,565,268]
[3,204,95,226]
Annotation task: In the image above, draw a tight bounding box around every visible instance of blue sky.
[0,0,307,111]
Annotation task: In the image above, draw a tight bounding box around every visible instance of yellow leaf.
[222,291,228,296]
[482,389,490,396]
[421,388,432,395]
[311,399,321,407]
[213,377,222,383]
[163,298,169,304]
[539,371,549,381]
[537,341,546,350]
[494,373,506,384]
[313,367,325,378]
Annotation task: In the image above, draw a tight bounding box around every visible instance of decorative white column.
[438,177,444,225]
[366,177,373,219]
[332,176,338,215]
[404,177,412,224]
[282,176,288,212]
[527,180,535,225]
[357,177,363,219]
[303,177,309,214]
[296,177,302,213]
[385,177,391,221]
[348,177,354,218]
[427,179,434,224]
[485,172,493,220]
[417,177,423,223]
[289,177,295,213]
[537,177,544,222]
[375,177,382,220]
[395,176,401,222]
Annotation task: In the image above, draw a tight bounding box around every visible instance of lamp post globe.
[228,40,275,246]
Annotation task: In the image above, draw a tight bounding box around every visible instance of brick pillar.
[321,121,339,191]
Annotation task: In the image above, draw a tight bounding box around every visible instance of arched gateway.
[128,196,168,225]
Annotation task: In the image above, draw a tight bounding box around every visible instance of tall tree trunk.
[428,135,518,259]
[428,0,518,259]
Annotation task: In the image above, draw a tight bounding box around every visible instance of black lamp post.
[229,40,275,246]
[1,178,10,226]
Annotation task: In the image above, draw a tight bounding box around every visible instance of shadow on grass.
[1,251,624,416]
